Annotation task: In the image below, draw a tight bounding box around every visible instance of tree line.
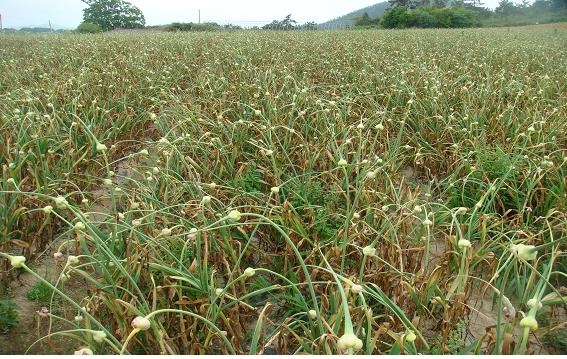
[73,0,567,33]
[164,15,317,32]
[356,0,567,29]
[76,0,318,33]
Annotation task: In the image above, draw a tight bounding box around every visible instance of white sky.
[1,0,505,29]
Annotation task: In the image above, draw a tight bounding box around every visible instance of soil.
[0,236,87,354]
[466,289,552,355]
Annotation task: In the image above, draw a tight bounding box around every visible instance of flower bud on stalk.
[405,330,417,343]
[8,255,26,268]
[92,331,106,343]
[362,246,376,257]
[511,243,538,261]
[131,316,151,331]
[74,347,93,355]
[228,210,242,221]
[520,316,538,331]
[458,239,471,249]
[243,267,256,278]
[337,333,363,351]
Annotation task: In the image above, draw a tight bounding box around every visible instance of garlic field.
[0,27,566,354]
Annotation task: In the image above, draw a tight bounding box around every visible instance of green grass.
[25,281,54,303]
[0,299,19,333]
[541,328,567,354]
[0,27,566,354]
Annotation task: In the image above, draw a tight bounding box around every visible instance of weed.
[541,328,567,354]
[0,299,19,333]
[25,281,53,303]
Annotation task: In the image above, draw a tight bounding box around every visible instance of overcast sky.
[1,0,504,29]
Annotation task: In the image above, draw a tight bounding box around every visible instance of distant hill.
[320,2,390,27]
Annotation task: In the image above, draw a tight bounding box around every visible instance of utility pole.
[49,20,52,31]
[0,13,3,31]
[198,9,201,24]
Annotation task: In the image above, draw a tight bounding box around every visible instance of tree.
[550,0,567,10]
[262,20,281,30]
[300,22,318,30]
[495,0,519,17]
[381,6,411,27]
[432,0,447,8]
[444,7,480,27]
[82,0,145,31]
[416,0,432,7]
[280,14,298,30]
[531,0,551,10]
[356,12,373,25]
[387,0,417,9]
[355,12,380,26]
[262,14,298,30]
[408,8,437,27]
[464,0,485,8]
[223,23,243,30]
[354,12,381,27]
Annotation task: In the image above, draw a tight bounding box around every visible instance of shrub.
[76,22,103,33]
[381,6,480,29]
[444,7,481,28]
[381,7,412,29]
[166,22,221,32]
[409,9,437,28]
